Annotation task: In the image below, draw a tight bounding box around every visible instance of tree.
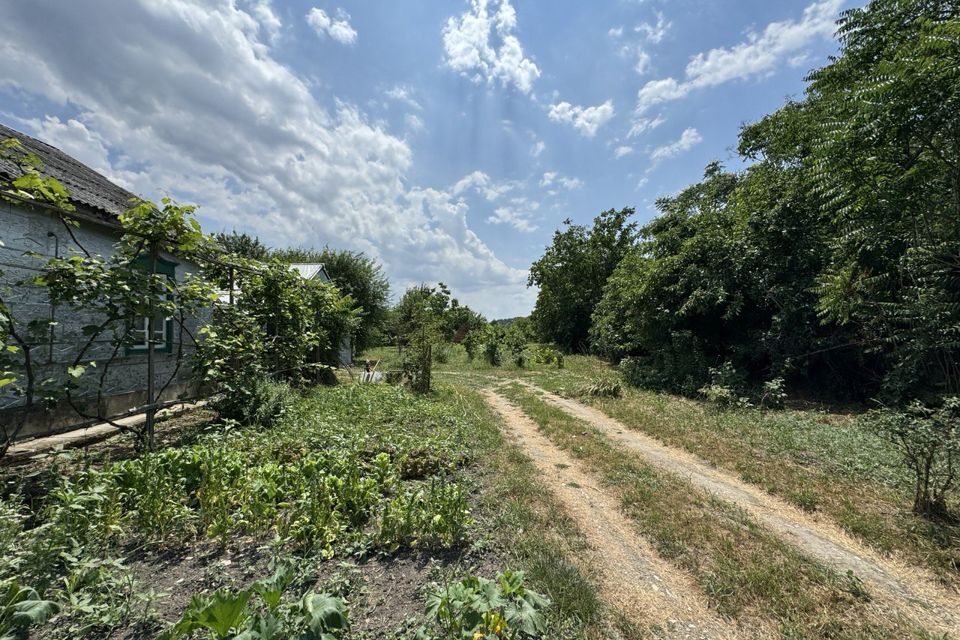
[273,247,390,353]
[528,208,637,352]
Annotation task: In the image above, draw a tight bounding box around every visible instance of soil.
[515,380,960,636]
[483,388,748,640]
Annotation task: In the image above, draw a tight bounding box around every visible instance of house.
[0,123,210,438]
[288,263,353,366]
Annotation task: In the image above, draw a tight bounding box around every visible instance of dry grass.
[498,383,933,639]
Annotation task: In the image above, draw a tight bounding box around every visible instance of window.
[127,255,178,354]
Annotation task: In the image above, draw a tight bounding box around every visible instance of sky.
[0,0,853,319]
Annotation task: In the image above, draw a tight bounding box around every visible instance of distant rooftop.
[288,263,330,282]
[0,122,137,222]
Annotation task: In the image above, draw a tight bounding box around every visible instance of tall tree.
[528,208,637,352]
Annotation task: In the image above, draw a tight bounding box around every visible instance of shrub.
[214,378,296,429]
[864,397,960,519]
[483,329,504,367]
[432,342,451,364]
[760,377,787,410]
[420,570,549,640]
[698,362,751,409]
[505,331,527,368]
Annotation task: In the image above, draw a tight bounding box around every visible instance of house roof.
[288,263,331,282]
[0,122,137,222]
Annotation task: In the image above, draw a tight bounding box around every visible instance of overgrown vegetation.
[528,0,960,518]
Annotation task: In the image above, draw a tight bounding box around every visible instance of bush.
[420,570,549,640]
[214,378,296,429]
[865,398,960,519]
[698,362,751,409]
[432,342,451,364]
[505,331,527,368]
[483,330,503,367]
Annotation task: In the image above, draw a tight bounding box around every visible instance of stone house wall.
[0,200,210,438]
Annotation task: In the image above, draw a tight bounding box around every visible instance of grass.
[395,344,959,591]
[439,383,636,639]
[497,382,931,639]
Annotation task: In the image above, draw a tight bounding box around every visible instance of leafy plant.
[865,398,960,518]
[0,579,59,640]
[420,570,549,640]
[576,378,621,399]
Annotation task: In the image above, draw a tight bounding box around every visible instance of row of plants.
[0,384,481,638]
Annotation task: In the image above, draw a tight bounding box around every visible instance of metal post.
[145,243,158,451]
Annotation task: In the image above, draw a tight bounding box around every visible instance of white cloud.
[442,0,540,94]
[384,85,422,110]
[634,0,840,114]
[539,172,582,190]
[451,170,516,201]
[487,201,538,232]
[547,99,615,138]
[608,25,624,38]
[635,12,670,44]
[650,127,702,162]
[248,0,282,43]
[614,145,634,159]
[530,140,545,157]
[306,7,357,45]
[0,0,533,317]
[627,114,665,138]
[634,49,652,75]
[404,113,424,133]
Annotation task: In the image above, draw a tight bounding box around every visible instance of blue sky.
[0,0,851,318]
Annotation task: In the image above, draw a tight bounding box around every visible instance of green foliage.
[160,568,349,640]
[273,247,391,353]
[865,398,960,518]
[530,346,563,369]
[233,260,358,384]
[482,326,504,367]
[420,570,550,640]
[576,378,622,399]
[504,329,528,368]
[0,578,59,640]
[528,208,637,352]
[0,385,476,636]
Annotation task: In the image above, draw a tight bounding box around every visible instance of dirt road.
[484,389,747,639]
[512,379,960,635]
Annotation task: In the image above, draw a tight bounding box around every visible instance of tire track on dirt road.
[483,389,747,640]
[513,380,960,635]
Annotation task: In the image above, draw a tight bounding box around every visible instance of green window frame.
[126,255,178,355]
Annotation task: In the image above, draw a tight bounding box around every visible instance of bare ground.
[513,380,960,636]
[483,389,749,640]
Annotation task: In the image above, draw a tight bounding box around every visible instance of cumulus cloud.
[547,100,615,138]
[650,127,702,162]
[613,145,634,159]
[487,199,539,232]
[530,140,545,157]
[442,0,540,94]
[306,7,357,45]
[608,25,624,38]
[248,0,282,43]
[451,170,517,201]
[0,0,533,317]
[634,0,840,115]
